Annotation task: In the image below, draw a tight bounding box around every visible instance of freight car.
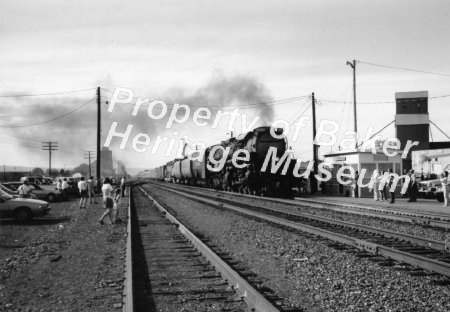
[136,126,299,197]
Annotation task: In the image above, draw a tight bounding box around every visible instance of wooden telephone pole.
[96,87,101,180]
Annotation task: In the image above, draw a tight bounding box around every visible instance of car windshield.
[0,189,13,199]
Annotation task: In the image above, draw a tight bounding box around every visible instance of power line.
[0,98,95,128]
[0,88,96,98]
[357,120,395,149]
[318,98,395,105]
[317,94,450,105]
[430,120,450,140]
[100,88,309,109]
[357,60,450,77]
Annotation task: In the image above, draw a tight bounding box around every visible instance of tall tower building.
[395,91,429,170]
[100,147,114,177]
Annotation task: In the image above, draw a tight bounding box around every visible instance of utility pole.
[42,141,58,177]
[346,59,357,149]
[84,151,95,178]
[96,87,101,180]
[310,93,318,194]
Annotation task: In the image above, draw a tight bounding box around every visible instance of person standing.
[353,170,359,198]
[388,169,395,204]
[371,170,381,201]
[88,176,97,204]
[379,170,388,201]
[18,181,32,198]
[121,176,126,197]
[407,170,418,202]
[111,188,121,223]
[77,176,88,209]
[440,171,449,207]
[56,179,62,196]
[99,178,114,225]
[61,178,69,201]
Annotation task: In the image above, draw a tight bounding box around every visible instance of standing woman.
[440,171,449,207]
[371,170,380,201]
[99,178,114,225]
[77,176,88,209]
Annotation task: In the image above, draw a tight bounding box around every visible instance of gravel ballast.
[167,184,449,242]
[143,184,450,312]
[0,198,128,312]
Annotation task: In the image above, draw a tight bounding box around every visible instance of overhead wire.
[0,98,95,128]
[100,87,310,109]
[316,94,450,105]
[0,88,96,98]
[356,120,395,149]
[430,120,450,140]
[357,60,450,78]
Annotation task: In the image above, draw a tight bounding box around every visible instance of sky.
[1,0,450,173]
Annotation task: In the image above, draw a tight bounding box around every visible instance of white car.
[0,189,51,221]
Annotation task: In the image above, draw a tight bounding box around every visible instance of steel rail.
[150,182,447,251]
[123,186,134,312]
[152,181,450,229]
[294,197,450,228]
[150,183,450,278]
[138,186,280,312]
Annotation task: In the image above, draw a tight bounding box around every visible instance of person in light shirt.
[98,178,114,225]
[61,178,69,201]
[440,171,449,208]
[18,181,32,198]
[77,176,88,209]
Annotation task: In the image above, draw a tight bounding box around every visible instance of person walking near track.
[77,176,88,209]
[111,188,121,223]
[440,171,449,207]
[99,177,114,225]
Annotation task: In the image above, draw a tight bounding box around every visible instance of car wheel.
[15,207,32,222]
[47,193,56,202]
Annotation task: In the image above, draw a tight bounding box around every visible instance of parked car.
[0,183,38,199]
[42,177,54,185]
[418,179,442,199]
[0,189,51,221]
[3,182,60,202]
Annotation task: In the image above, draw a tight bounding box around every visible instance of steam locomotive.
[136,126,298,197]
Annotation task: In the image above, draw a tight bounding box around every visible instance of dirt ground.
[0,196,128,312]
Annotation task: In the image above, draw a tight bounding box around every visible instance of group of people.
[365,169,398,204]
[71,176,127,225]
[363,168,450,206]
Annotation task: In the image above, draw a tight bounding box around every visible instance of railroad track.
[148,182,450,278]
[294,197,450,229]
[148,181,450,229]
[128,186,284,312]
